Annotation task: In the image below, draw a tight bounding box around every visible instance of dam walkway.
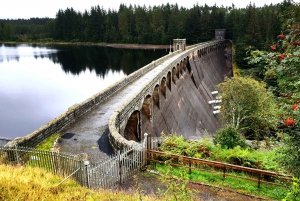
[56,48,192,163]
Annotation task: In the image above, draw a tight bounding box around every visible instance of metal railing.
[145,149,292,188]
[0,136,147,189]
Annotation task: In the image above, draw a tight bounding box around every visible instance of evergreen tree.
[199,4,212,42]
[245,3,263,48]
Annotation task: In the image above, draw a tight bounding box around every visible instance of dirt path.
[115,171,267,201]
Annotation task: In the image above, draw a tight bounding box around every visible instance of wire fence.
[0,137,147,189]
[0,146,88,186]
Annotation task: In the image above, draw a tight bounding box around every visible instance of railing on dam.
[108,40,228,151]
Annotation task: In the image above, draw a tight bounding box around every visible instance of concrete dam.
[6,40,232,163]
[141,43,232,140]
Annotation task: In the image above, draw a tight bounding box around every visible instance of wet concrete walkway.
[57,52,184,164]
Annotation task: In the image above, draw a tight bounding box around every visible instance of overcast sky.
[1,0,286,19]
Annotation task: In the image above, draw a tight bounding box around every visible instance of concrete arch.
[124,110,141,142]
[176,64,180,78]
[179,61,183,74]
[172,67,176,84]
[186,56,197,88]
[160,77,166,98]
[166,71,171,91]
[142,95,152,120]
[153,84,160,108]
[183,58,187,71]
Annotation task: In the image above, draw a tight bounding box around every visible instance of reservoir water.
[0,44,166,139]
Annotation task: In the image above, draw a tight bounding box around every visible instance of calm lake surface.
[0,44,167,139]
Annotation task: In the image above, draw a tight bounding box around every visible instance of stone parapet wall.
[5,47,184,148]
[108,40,229,150]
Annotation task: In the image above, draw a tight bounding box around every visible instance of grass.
[36,133,61,151]
[17,134,62,170]
[153,163,288,200]
[0,164,158,201]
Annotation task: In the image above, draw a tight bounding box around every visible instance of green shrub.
[159,134,280,171]
[283,178,300,201]
[213,125,248,149]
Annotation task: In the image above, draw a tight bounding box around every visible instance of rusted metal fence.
[145,144,292,188]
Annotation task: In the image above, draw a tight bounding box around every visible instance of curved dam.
[6,40,232,163]
[141,45,232,139]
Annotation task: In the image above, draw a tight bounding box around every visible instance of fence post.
[118,150,122,185]
[50,150,57,174]
[84,161,90,188]
[258,174,261,188]
[144,133,148,167]
[14,146,20,164]
[188,160,192,174]
[223,166,226,181]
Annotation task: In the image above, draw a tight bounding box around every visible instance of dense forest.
[0,0,295,67]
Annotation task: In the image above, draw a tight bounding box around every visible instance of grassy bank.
[0,164,158,201]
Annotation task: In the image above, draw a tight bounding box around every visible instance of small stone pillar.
[173,39,186,51]
[215,29,226,40]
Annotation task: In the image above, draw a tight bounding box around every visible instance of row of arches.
[122,42,226,142]
[124,57,190,142]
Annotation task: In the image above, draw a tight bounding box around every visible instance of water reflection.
[50,45,164,77]
[0,44,166,138]
[0,44,58,62]
[1,44,166,77]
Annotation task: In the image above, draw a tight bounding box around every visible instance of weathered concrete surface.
[146,49,232,139]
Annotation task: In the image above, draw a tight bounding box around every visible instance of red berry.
[284,119,295,126]
[270,45,276,51]
[278,54,285,60]
[278,34,285,39]
[293,41,299,45]
[292,104,298,110]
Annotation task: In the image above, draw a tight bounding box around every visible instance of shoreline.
[1,41,171,50]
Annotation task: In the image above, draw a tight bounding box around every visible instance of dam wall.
[145,45,232,139]
[109,40,232,150]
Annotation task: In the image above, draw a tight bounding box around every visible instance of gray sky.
[1,0,286,19]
